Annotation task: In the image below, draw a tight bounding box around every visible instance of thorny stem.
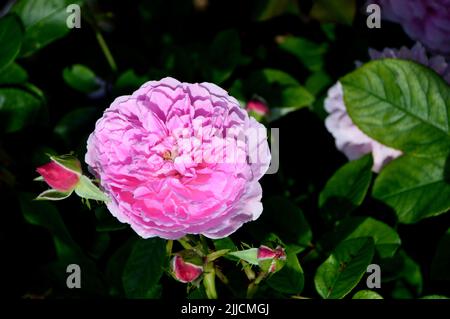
[177,238,193,250]
[246,271,268,299]
[166,240,173,256]
[203,261,218,299]
[241,260,256,281]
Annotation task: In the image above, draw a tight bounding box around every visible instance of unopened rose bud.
[36,156,81,192]
[171,255,204,283]
[257,245,286,273]
[246,97,269,119]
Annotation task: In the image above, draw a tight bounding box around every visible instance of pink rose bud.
[257,245,287,273]
[36,160,81,192]
[246,98,269,117]
[171,255,204,283]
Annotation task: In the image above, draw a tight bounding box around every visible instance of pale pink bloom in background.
[86,78,271,239]
[325,43,450,172]
[369,0,450,55]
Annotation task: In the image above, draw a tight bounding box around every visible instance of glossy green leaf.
[63,64,100,93]
[373,153,450,223]
[95,206,127,232]
[12,0,76,56]
[421,295,449,299]
[267,250,304,294]
[19,192,105,293]
[122,238,167,298]
[315,237,375,299]
[54,107,98,144]
[0,63,28,85]
[254,0,300,21]
[115,69,149,92]
[310,0,356,25]
[390,251,423,298]
[208,29,242,83]
[319,154,373,221]
[0,88,42,133]
[321,217,401,259]
[278,36,328,72]
[352,290,383,299]
[0,14,23,71]
[341,59,450,154]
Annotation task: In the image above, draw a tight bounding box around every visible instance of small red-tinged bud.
[257,245,287,273]
[36,161,80,192]
[257,245,286,260]
[246,98,269,117]
[171,255,204,283]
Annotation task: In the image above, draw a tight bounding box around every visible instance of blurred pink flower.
[246,98,269,117]
[370,0,450,55]
[171,255,203,283]
[325,43,450,172]
[85,77,271,239]
[36,160,81,192]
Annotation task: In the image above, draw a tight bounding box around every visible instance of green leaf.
[390,251,422,298]
[267,250,304,294]
[35,189,72,201]
[315,237,375,299]
[54,107,98,144]
[431,228,450,281]
[0,88,42,133]
[228,248,259,266]
[305,71,332,96]
[373,153,450,223]
[208,29,242,83]
[341,59,450,154]
[254,0,300,21]
[278,37,328,72]
[321,217,401,259]
[12,0,76,56]
[74,175,109,202]
[19,192,105,293]
[115,69,149,92]
[95,206,127,232]
[63,64,100,93]
[352,290,383,299]
[106,237,137,296]
[20,192,80,260]
[0,63,28,85]
[213,238,239,262]
[421,295,449,299]
[122,238,167,298]
[0,14,23,71]
[319,154,373,221]
[250,69,314,110]
[310,0,356,25]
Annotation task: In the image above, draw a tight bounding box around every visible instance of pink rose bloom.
[36,160,81,192]
[325,43,450,172]
[369,0,450,54]
[85,77,270,239]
